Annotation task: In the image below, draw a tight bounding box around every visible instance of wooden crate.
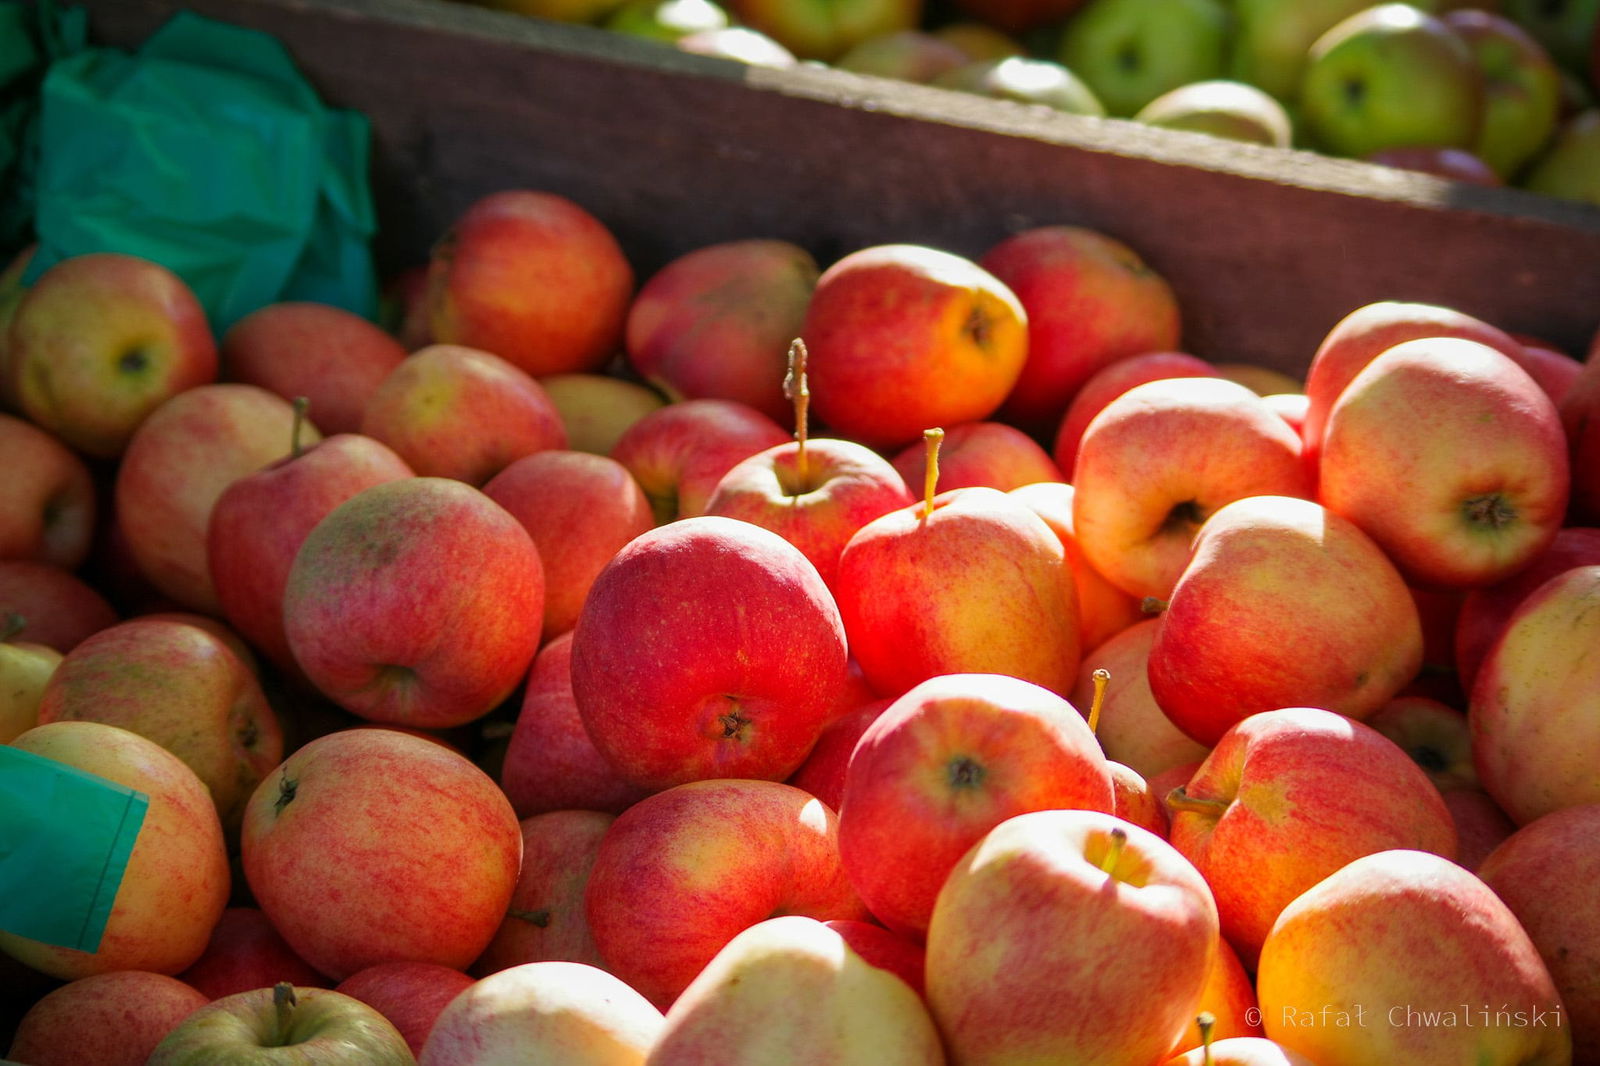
[75,0,1600,372]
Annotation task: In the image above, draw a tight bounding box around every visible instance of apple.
[571,515,848,790]
[820,918,926,995]
[1147,495,1424,747]
[1071,376,1312,601]
[483,449,654,637]
[932,20,1028,59]
[220,301,407,435]
[609,397,789,523]
[800,243,1028,450]
[0,615,61,743]
[1470,564,1600,824]
[1009,480,1144,654]
[537,372,666,455]
[1166,1038,1318,1065]
[833,29,970,82]
[1166,938,1264,1057]
[419,962,663,1065]
[981,226,1184,435]
[1229,0,1390,102]
[625,239,817,422]
[889,419,1062,493]
[719,0,921,61]
[1364,696,1478,790]
[1165,706,1458,965]
[282,477,544,729]
[476,0,627,24]
[1069,617,1209,780]
[925,809,1219,1065]
[147,984,414,1065]
[472,809,614,976]
[1133,79,1295,146]
[178,906,332,1001]
[6,970,209,1066]
[1108,760,1169,838]
[1257,849,1572,1065]
[0,721,230,980]
[207,425,416,678]
[1477,803,1600,1063]
[1051,349,1216,477]
[1503,0,1600,71]
[785,696,891,811]
[931,56,1107,115]
[498,633,652,817]
[35,616,284,834]
[0,559,118,651]
[423,190,633,378]
[0,413,96,571]
[115,383,322,615]
[1523,107,1600,204]
[0,241,37,409]
[1443,786,1518,870]
[606,0,728,39]
[1300,4,1484,160]
[834,482,1081,699]
[1057,0,1231,117]
[1512,333,1585,405]
[1443,9,1564,179]
[675,24,800,65]
[335,962,476,1059]
[1366,143,1504,183]
[1561,327,1600,521]
[1317,337,1569,589]
[241,727,523,980]
[585,778,868,1008]
[6,252,217,458]
[644,916,945,1065]
[837,672,1116,938]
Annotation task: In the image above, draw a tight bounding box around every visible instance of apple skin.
[1165,1039,1319,1065]
[360,343,568,487]
[423,189,634,378]
[1051,349,1216,477]
[644,916,946,1066]
[282,477,544,729]
[585,778,868,1009]
[720,0,921,61]
[538,372,666,456]
[0,721,230,980]
[834,485,1081,700]
[1147,495,1424,747]
[981,226,1183,435]
[1478,803,1600,1063]
[703,437,916,595]
[1299,4,1485,159]
[147,985,415,1065]
[498,633,652,817]
[6,970,209,1066]
[569,515,849,791]
[833,29,970,82]
[220,301,407,435]
[0,413,96,571]
[1443,786,1518,870]
[931,56,1107,115]
[1558,329,1600,523]
[1166,938,1264,1057]
[1319,337,1570,589]
[925,808,1220,1066]
[675,25,800,66]
[419,961,663,1066]
[1367,144,1504,183]
[1109,760,1169,838]
[1070,617,1209,780]
[241,728,523,980]
[1521,107,1600,205]
[625,238,818,422]
[1056,0,1231,118]
[1133,79,1295,146]
[178,906,332,1001]
[1071,376,1313,601]
[821,918,926,996]
[607,0,730,41]
[6,252,217,458]
[472,809,614,976]
[0,559,118,651]
[1443,9,1564,179]
[608,397,789,523]
[1470,564,1600,824]
[837,672,1116,938]
[1512,334,1585,406]
[800,243,1028,450]
[335,961,476,1059]
[207,431,415,678]
[1165,706,1458,966]
[1364,695,1478,790]
[35,616,284,835]
[483,449,654,638]
[1257,849,1572,1065]
[0,628,60,744]
[932,21,1028,60]
[785,696,892,811]
[889,420,1063,494]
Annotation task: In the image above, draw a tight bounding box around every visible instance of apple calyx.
[1098,825,1128,876]
[1161,499,1206,539]
[1197,1010,1216,1066]
[1165,785,1228,820]
[1,612,24,643]
[273,770,298,817]
[509,907,552,928]
[290,396,311,460]
[1087,667,1110,736]
[783,338,811,494]
[947,754,987,790]
[117,345,152,378]
[963,304,995,351]
[922,427,945,519]
[1462,492,1518,531]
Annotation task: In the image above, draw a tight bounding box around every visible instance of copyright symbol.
[1245,1006,1263,1028]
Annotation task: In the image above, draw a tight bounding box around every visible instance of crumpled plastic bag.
[20,7,379,332]
[0,0,85,257]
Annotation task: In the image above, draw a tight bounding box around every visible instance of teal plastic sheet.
[0,745,148,953]
[21,7,379,332]
[0,1,85,257]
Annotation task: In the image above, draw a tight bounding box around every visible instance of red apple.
[6,971,209,1066]
[1166,938,1264,1057]
[785,696,891,811]
[609,397,789,523]
[1443,786,1517,871]
[1364,695,1478,790]
[821,918,926,996]
[1051,349,1217,477]
[0,560,118,651]
[1561,336,1600,524]
[178,907,331,1000]
[335,961,475,1059]
[1009,480,1144,654]
[0,413,96,570]
[1366,145,1504,184]
[890,419,1063,493]
[1070,617,1210,780]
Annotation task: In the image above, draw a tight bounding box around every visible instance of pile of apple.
[2,184,1599,1066]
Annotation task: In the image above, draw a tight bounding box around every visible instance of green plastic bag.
[0,745,148,953]
[0,0,85,258]
[22,8,379,332]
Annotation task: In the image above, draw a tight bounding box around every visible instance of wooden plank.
[74,0,1600,373]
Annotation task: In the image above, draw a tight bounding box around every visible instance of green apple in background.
[1443,9,1563,179]
[1503,0,1600,71]
[933,56,1108,115]
[833,30,969,82]
[1521,107,1600,202]
[723,0,922,61]
[1055,0,1230,117]
[1300,4,1484,159]
[1132,78,1294,145]
[607,0,728,41]
[1230,0,1430,103]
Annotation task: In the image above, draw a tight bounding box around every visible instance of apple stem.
[1087,668,1109,736]
[922,427,944,519]
[1140,596,1168,614]
[272,982,296,1046]
[1098,825,1127,876]
[290,396,310,460]
[0,612,23,643]
[1198,1011,1216,1066]
[1165,785,1229,818]
[783,338,810,492]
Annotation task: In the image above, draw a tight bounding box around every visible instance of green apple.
[1300,4,1485,159]
[1056,0,1230,117]
[723,0,922,61]
[146,984,413,1065]
[1521,106,1600,203]
[833,30,969,82]
[0,614,60,744]
[1132,78,1294,145]
[1230,0,1451,104]
[1503,0,1600,71]
[933,56,1107,114]
[606,0,728,41]
[1444,9,1563,178]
